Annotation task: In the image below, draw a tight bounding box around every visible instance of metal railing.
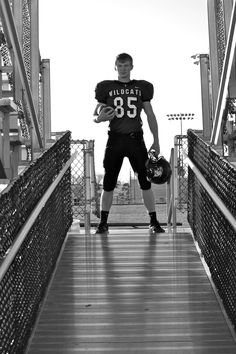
[185,151,236,232]
[168,129,236,330]
[210,0,236,146]
[0,132,75,354]
[0,151,77,282]
[0,0,52,180]
[187,129,236,331]
[0,0,43,149]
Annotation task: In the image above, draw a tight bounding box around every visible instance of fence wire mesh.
[70,139,99,221]
[188,129,236,331]
[215,0,226,77]
[0,131,73,354]
[70,140,86,219]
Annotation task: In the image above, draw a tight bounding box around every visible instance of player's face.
[116,60,133,81]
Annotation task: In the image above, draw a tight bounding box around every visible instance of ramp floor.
[27,227,236,353]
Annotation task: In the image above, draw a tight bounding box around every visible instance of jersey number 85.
[114,96,137,119]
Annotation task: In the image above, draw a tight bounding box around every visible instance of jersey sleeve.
[95,81,109,103]
[140,80,154,102]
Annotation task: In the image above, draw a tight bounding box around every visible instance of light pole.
[167,113,195,135]
[191,54,212,139]
[167,113,195,205]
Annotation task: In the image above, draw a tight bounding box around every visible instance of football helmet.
[146,150,172,184]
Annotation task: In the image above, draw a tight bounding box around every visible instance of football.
[101,106,115,114]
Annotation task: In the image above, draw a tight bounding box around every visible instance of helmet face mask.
[153,166,163,178]
[146,151,172,184]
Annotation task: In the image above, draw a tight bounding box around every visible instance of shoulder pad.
[95,80,113,103]
[137,80,154,101]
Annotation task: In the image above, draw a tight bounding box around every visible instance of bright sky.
[39,0,209,181]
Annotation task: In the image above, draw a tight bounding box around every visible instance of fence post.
[84,141,91,233]
[167,148,173,227]
[89,140,96,215]
[41,59,51,147]
[0,99,17,179]
[172,137,179,231]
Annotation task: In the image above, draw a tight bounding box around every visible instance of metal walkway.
[27,226,236,354]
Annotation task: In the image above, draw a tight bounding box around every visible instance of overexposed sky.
[39,0,209,180]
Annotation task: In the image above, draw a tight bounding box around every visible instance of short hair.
[115,53,133,65]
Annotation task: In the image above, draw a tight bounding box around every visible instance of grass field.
[91,203,189,227]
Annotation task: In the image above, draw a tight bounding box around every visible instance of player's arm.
[143,101,160,155]
[93,103,115,123]
[94,81,115,123]
[93,103,106,116]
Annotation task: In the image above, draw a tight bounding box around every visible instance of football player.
[94,53,164,234]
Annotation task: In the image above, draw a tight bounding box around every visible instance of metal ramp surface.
[27,227,236,353]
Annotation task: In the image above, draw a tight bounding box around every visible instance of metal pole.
[41,59,51,146]
[84,141,91,233]
[89,140,96,215]
[167,148,174,227]
[0,0,43,149]
[199,54,212,139]
[167,114,195,136]
[172,137,179,232]
[210,0,236,145]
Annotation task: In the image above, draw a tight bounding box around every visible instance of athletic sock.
[149,211,157,225]
[100,210,109,224]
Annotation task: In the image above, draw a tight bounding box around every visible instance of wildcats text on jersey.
[109,88,142,97]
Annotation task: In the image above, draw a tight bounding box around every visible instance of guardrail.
[187,129,236,331]
[0,131,75,354]
[0,151,77,282]
[184,152,236,232]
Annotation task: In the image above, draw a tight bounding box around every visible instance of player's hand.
[149,142,160,156]
[98,106,116,122]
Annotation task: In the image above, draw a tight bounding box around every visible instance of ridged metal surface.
[27,229,236,353]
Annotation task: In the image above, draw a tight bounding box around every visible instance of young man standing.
[94,53,164,234]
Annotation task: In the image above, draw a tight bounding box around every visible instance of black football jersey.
[95,80,154,134]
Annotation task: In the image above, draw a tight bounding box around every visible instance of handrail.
[0,151,77,282]
[0,0,43,149]
[210,0,236,146]
[183,152,236,232]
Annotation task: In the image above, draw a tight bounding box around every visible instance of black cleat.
[95,222,109,234]
[149,221,165,234]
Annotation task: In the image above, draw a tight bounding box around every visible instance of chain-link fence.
[188,129,236,330]
[0,132,73,354]
[71,140,100,222]
[71,140,87,219]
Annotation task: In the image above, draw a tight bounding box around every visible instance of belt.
[108,131,143,139]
